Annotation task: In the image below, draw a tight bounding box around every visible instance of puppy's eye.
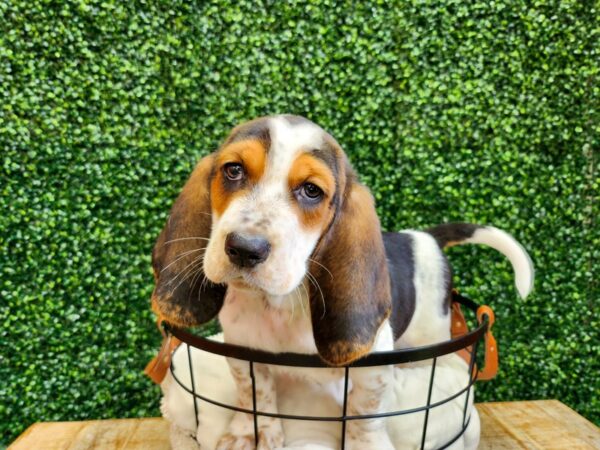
[223,163,245,181]
[297,183,324,203]
[302,183,323,199]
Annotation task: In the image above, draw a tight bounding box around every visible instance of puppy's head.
[151,115,391,365]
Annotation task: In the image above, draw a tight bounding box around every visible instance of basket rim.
[164,291,488,368]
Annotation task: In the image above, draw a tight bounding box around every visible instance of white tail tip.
[466,227,535,299]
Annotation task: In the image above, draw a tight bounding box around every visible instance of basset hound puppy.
[151,115,534,450]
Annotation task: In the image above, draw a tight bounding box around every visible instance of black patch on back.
[383,232,417,341]
[440,251,453,314]
[426,222,482,248]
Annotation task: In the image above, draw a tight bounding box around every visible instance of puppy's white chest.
[218,287,317,355]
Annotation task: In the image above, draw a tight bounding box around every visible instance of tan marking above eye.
[211,139,268,216]
[288,153,336,230]
[216,139,267,184]
[288,153,335,195]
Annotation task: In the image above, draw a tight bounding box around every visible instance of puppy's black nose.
[225,233,271,268]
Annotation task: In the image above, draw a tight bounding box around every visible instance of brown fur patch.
[310,179,392,366]
[288,152,337,230]
[211,139,267,216]
[151,154,226,328]
[319,341,372,367]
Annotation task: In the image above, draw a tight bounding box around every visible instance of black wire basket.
[163,291,491,450]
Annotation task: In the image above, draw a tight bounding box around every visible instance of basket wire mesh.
[165,292,488,450]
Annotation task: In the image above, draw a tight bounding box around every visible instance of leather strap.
[451,301,473,368]
[144,317,182,384]
[450,292,498,380]
[476,305,498,380]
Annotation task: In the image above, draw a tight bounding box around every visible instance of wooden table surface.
[8,400,600,449]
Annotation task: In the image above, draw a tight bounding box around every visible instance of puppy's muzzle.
[225,232,271,268]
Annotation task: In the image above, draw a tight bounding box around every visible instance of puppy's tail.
[426,223,534,299]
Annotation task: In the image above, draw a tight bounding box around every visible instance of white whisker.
[169,261,203,297]
[308,258,334,280]
[306,271,326,320]
[163,237,210,246]
[299,282,309,317]
[289,287,298,324]
[199,272,209,292]
[167,254,205,294]
[160,247,206,273]
[187,259,207,304]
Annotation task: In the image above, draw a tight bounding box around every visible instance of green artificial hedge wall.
[1,0,598,445]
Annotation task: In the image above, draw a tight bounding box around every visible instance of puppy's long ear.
[151,154,226,327]
[309,172,391,366]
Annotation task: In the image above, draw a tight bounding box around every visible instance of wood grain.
[8,417,170,450]
[478,400,600,449]
[8,401,600,449]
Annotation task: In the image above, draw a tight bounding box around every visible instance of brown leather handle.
[451,299,499,381]
[476,305,498,380]
[144,317,182,384]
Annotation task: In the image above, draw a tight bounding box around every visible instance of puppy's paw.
[257,426,284,450]
[346,429,394,450]
[216,425,284,450]
[216,433,254,450]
